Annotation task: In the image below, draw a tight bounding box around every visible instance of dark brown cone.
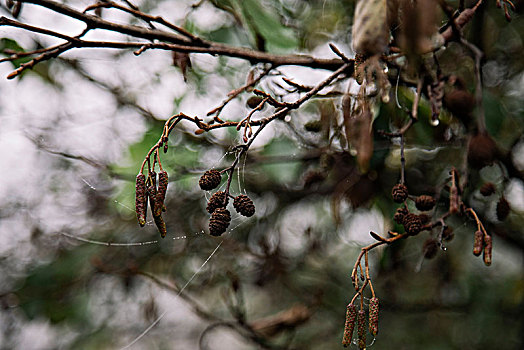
[443,88,475,121]
[423,238,439,259]
[357,309,366,349]
[247,96,264,109]
[233,195,255,217]
[154,171,168,217]
[473,230,483,256]
[479,182,496,196]
[209,208,231,236]
[135,174,147,227]
[206,191,229,214]
[368,297,379,336]
[394,207,408,225]
[403,213,423,236]
[199,170,222,191]
[483,235,492,266]
[342,304,357,347]
[392,183,408,203]
[415,195,436,211]
[467,133,497,169]
[496,196,510,221]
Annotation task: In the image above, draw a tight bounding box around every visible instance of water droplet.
[350,149,357,156]
[430,118,440,126]
[383,66,389,73]
[284,115,291,122]
[382,94,390,103]
[442,246,447,251]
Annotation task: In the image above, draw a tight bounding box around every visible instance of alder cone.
[480,182,496,196]
[467,133,497,168]
[233,195,255,217]
[403,213,423,235]
[496,197,510,221]
[206,191,229,214]
[246,96,264,109]
[199,170,222,191]
[209,208,231,236]
[415,195,436,211]
[392,183,408,203]
[394,207,408,225]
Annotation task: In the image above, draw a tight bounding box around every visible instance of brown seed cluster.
[415,195,436,211]
[342,300,379,348]
[233,195,255,217]
[467,133,497,169]
[391,183,408,203]
[135,169,170,238]
[200,169,256,236]
[403,213,423,236]
[209,208,231,236]
[199,170,222,191]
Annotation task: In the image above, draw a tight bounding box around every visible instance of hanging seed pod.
[392,183,408,203]
[418,213,431,225]
[479,182,496,197]
[403,213,423,236]
[135,174,147,227]
[415,195,436,211]
[154,171,168,217]
[209,208,231,236]
[206,191,229,214]
[147,184,157,216]
[199,170,222,191]
[233,195,255,217]
[449,183,460,214]
[368,297,379,336]
[357,309,366,349]
[496,196,510,221]
[394,207,408,225]
[423,238,439,259]
[342,303,357,347]
[153,214,167,238]
[483,235,492,266]
[473,230,483,256]
[467,133,498,169]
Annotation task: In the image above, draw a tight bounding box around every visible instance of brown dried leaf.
[172,51,192,82]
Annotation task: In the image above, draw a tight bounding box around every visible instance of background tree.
[0,0,523,349]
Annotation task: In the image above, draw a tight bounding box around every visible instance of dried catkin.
[368,297,379,336]
[342,304,357,347]
[483,235,492,266]
[357,309,366,349]
[154,171,168,217]
[473,230,483,256]
[135,174,147,227]
[153,214,167,238]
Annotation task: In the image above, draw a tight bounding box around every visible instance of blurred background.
[0,0,523,349]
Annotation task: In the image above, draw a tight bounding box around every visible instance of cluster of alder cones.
[391,183,436,236]
[199,170,256,236]
[342,298,379,348]
[135,170,168,237]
